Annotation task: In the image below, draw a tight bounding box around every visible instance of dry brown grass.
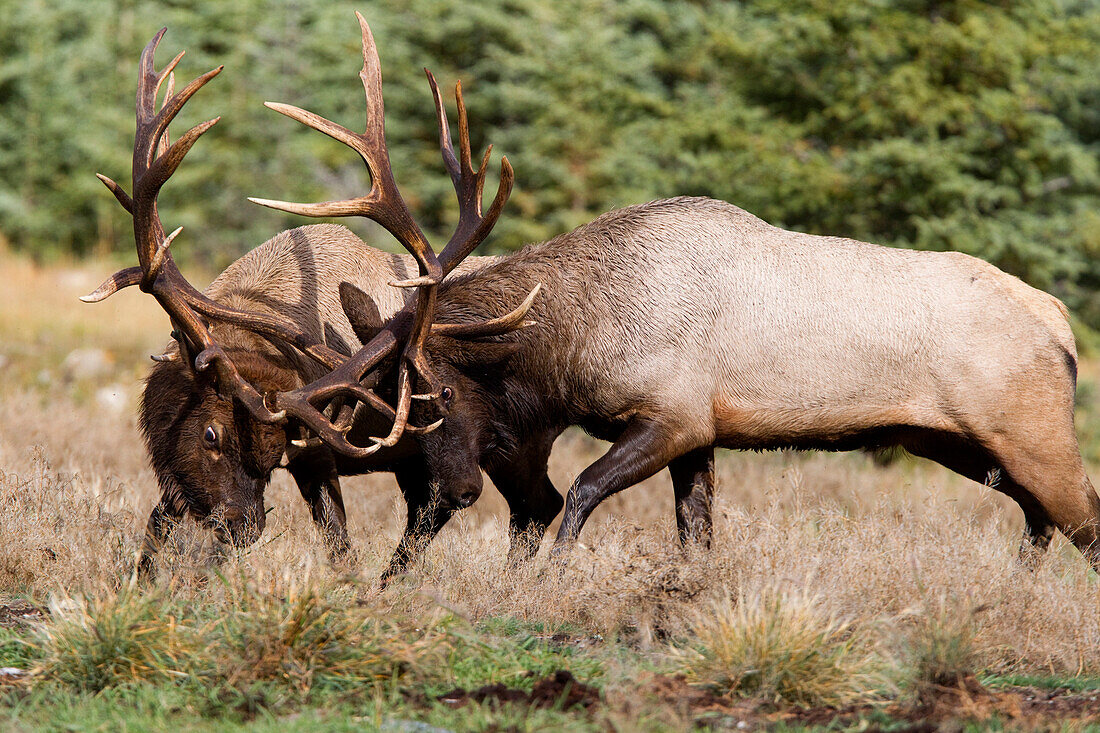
[4,245,1100,709]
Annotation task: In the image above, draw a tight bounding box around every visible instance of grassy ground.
[4,243,1100,730]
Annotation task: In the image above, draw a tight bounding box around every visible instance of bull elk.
[84,17,558,580]
[341,201,1100,569]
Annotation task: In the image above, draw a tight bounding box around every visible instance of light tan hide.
[426,196,1100,562]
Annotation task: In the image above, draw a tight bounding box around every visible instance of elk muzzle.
[208,502,266,547]
[436,471,484,510]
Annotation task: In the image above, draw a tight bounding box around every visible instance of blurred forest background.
[2,0,1099,325]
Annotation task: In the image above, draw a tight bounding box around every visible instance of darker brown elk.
[84,18,556,580]
[134,226,556,580]
[346,195,1100,569]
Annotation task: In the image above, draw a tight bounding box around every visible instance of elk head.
[84,14,537,543]
[342,281,542,510]
[140,349,296,545]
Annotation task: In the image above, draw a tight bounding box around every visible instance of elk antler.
[84,29,350,423]
[249,12,536,457]
[89,20,537,460]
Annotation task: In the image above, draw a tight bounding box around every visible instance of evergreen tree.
[1,0,1097,327]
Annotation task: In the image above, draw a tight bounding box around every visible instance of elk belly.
[711,399,952,452]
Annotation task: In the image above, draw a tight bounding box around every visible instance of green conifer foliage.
[2,0,1097,325]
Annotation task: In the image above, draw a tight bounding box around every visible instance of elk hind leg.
[901,434,1055,567]
[987,437,1100,571]
[668,446,716,548]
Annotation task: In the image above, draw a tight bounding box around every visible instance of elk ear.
[339,282,384,345]
[440,336,522,372]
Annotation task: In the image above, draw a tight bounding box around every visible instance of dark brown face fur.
[408,335,528,510]
[344,278,547,511]
[140,350,294,546]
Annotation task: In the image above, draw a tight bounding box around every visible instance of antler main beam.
[84,29,349,425]
[250,12,529,457]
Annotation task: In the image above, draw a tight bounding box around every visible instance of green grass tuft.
[899,595,987,697]
[210,578,450,697]
[671,588,883,708]
[31,591,200,692]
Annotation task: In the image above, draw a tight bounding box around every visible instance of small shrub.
[211,580,449,696]
[32,592,199,692]
[672,588,881,708]
[901,596,986,698]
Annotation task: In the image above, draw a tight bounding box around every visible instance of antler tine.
[426,70,515,277]
[136,27,168,107]
[427,72,462,188]
[81,266,143,303]
[96,173,133,213]
[155,70,177,158]
[141,116,220,200]
[156,56,183,105]
[249,11,442,287]
[433,283,542,339]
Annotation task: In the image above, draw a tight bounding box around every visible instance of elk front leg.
[553,418,701,558]
[486,433,564,565]
[286,450,351,560]
[668,446,716,548]
[137,491,185,582]
[504,476,563,564]
[381,458,454,585]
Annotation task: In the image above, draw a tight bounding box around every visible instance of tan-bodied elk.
[337,195,1100,569]
[281,152,1100,566]
[84,16,560,581]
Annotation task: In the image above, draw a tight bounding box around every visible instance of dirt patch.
[898,674,1021,724]
[531,671,601,709]
[1010,686,1100,725]
[643,673,1100,730]
[643,673,883,726]
[885,675,1098,728]
[644,673,739,715]
[0,600,44,628]
[437,670,600,710]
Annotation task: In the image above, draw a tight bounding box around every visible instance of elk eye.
[203,426,219,449]
[440,386,454,403]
